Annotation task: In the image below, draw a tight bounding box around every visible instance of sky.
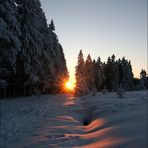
[40,0,147,82]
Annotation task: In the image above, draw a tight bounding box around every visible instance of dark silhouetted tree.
[140,69,148,89]
[121,58,134,91]
[0,0,68,97]
[49,19,55,31]
[93,57,103,91]
[103,57,112,91]
[85,54,95,92]
[0,0,22,97]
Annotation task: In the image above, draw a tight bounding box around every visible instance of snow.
[0,1,68,93]
[14,2,19,7]
[0,91,147,147]
[0,80,7,87]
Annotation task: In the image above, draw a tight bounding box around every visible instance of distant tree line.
[75,50,148,96]
[0,0,68,98]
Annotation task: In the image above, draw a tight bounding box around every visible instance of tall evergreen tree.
[0,0,22,96]
[15,0,51,95]
[75,50,88,95]
[93,57,103,91]
[110,54,119,91]
[103,57,112,91]
[140,69,148,89]
[118,59,123,85]
[121,57,134,91]
[85,54,95,92]
[49,19,55,31]
[0,0,68,97]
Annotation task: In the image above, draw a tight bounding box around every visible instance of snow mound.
[1,91,147,147]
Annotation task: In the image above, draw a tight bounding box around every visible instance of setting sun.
[65,81,75,91]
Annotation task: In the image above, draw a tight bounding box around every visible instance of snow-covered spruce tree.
[49,42,69,93]
[110,54,119,91]
[0,0,22,97]
[18,0,68,95]
[127,60,134,90]
[103,55,134,92]
[15,0,51,95]
[140,69,148,89]
[103,57,112,91]
[93,57,103,91]
[0,0,68,97]
[49,19,55,31]
[121,57,134,91]
[117,59,124,97]
[75,50,88,96]
[47,20,68,93]
[103,55,119,91]
[84,54,95,93]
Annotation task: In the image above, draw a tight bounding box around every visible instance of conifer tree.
[103,57,112,91]
[0,0,22,96]
[93,57,103,91]
[140,69,148,89]
[110,54,119,91]
[16,0,51,95]
[75,50,88,95]
[121,57,134,91]
[85,54,95,92]
[140,69,147,79]
[118,59,123,85]
[49,19,55,31]
[0,0,68,97]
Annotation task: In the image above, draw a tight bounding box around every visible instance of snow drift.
[1,91,147,147]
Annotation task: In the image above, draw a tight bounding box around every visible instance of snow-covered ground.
[0,91,147,148]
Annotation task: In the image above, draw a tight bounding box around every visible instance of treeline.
[75,50,148,96]
[0,0,68,98]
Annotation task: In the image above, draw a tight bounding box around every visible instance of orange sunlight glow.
[65,81,75,91]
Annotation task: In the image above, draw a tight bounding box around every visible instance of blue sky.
[40,0,147,81]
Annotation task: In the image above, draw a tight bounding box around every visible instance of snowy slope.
[0,91,147,148]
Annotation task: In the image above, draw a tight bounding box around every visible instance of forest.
[0,0,147,147]
[75,50,148,96]
[0,0,147,98]
[0,0,68,97]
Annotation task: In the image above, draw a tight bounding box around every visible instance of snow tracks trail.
[1,91,147,148]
